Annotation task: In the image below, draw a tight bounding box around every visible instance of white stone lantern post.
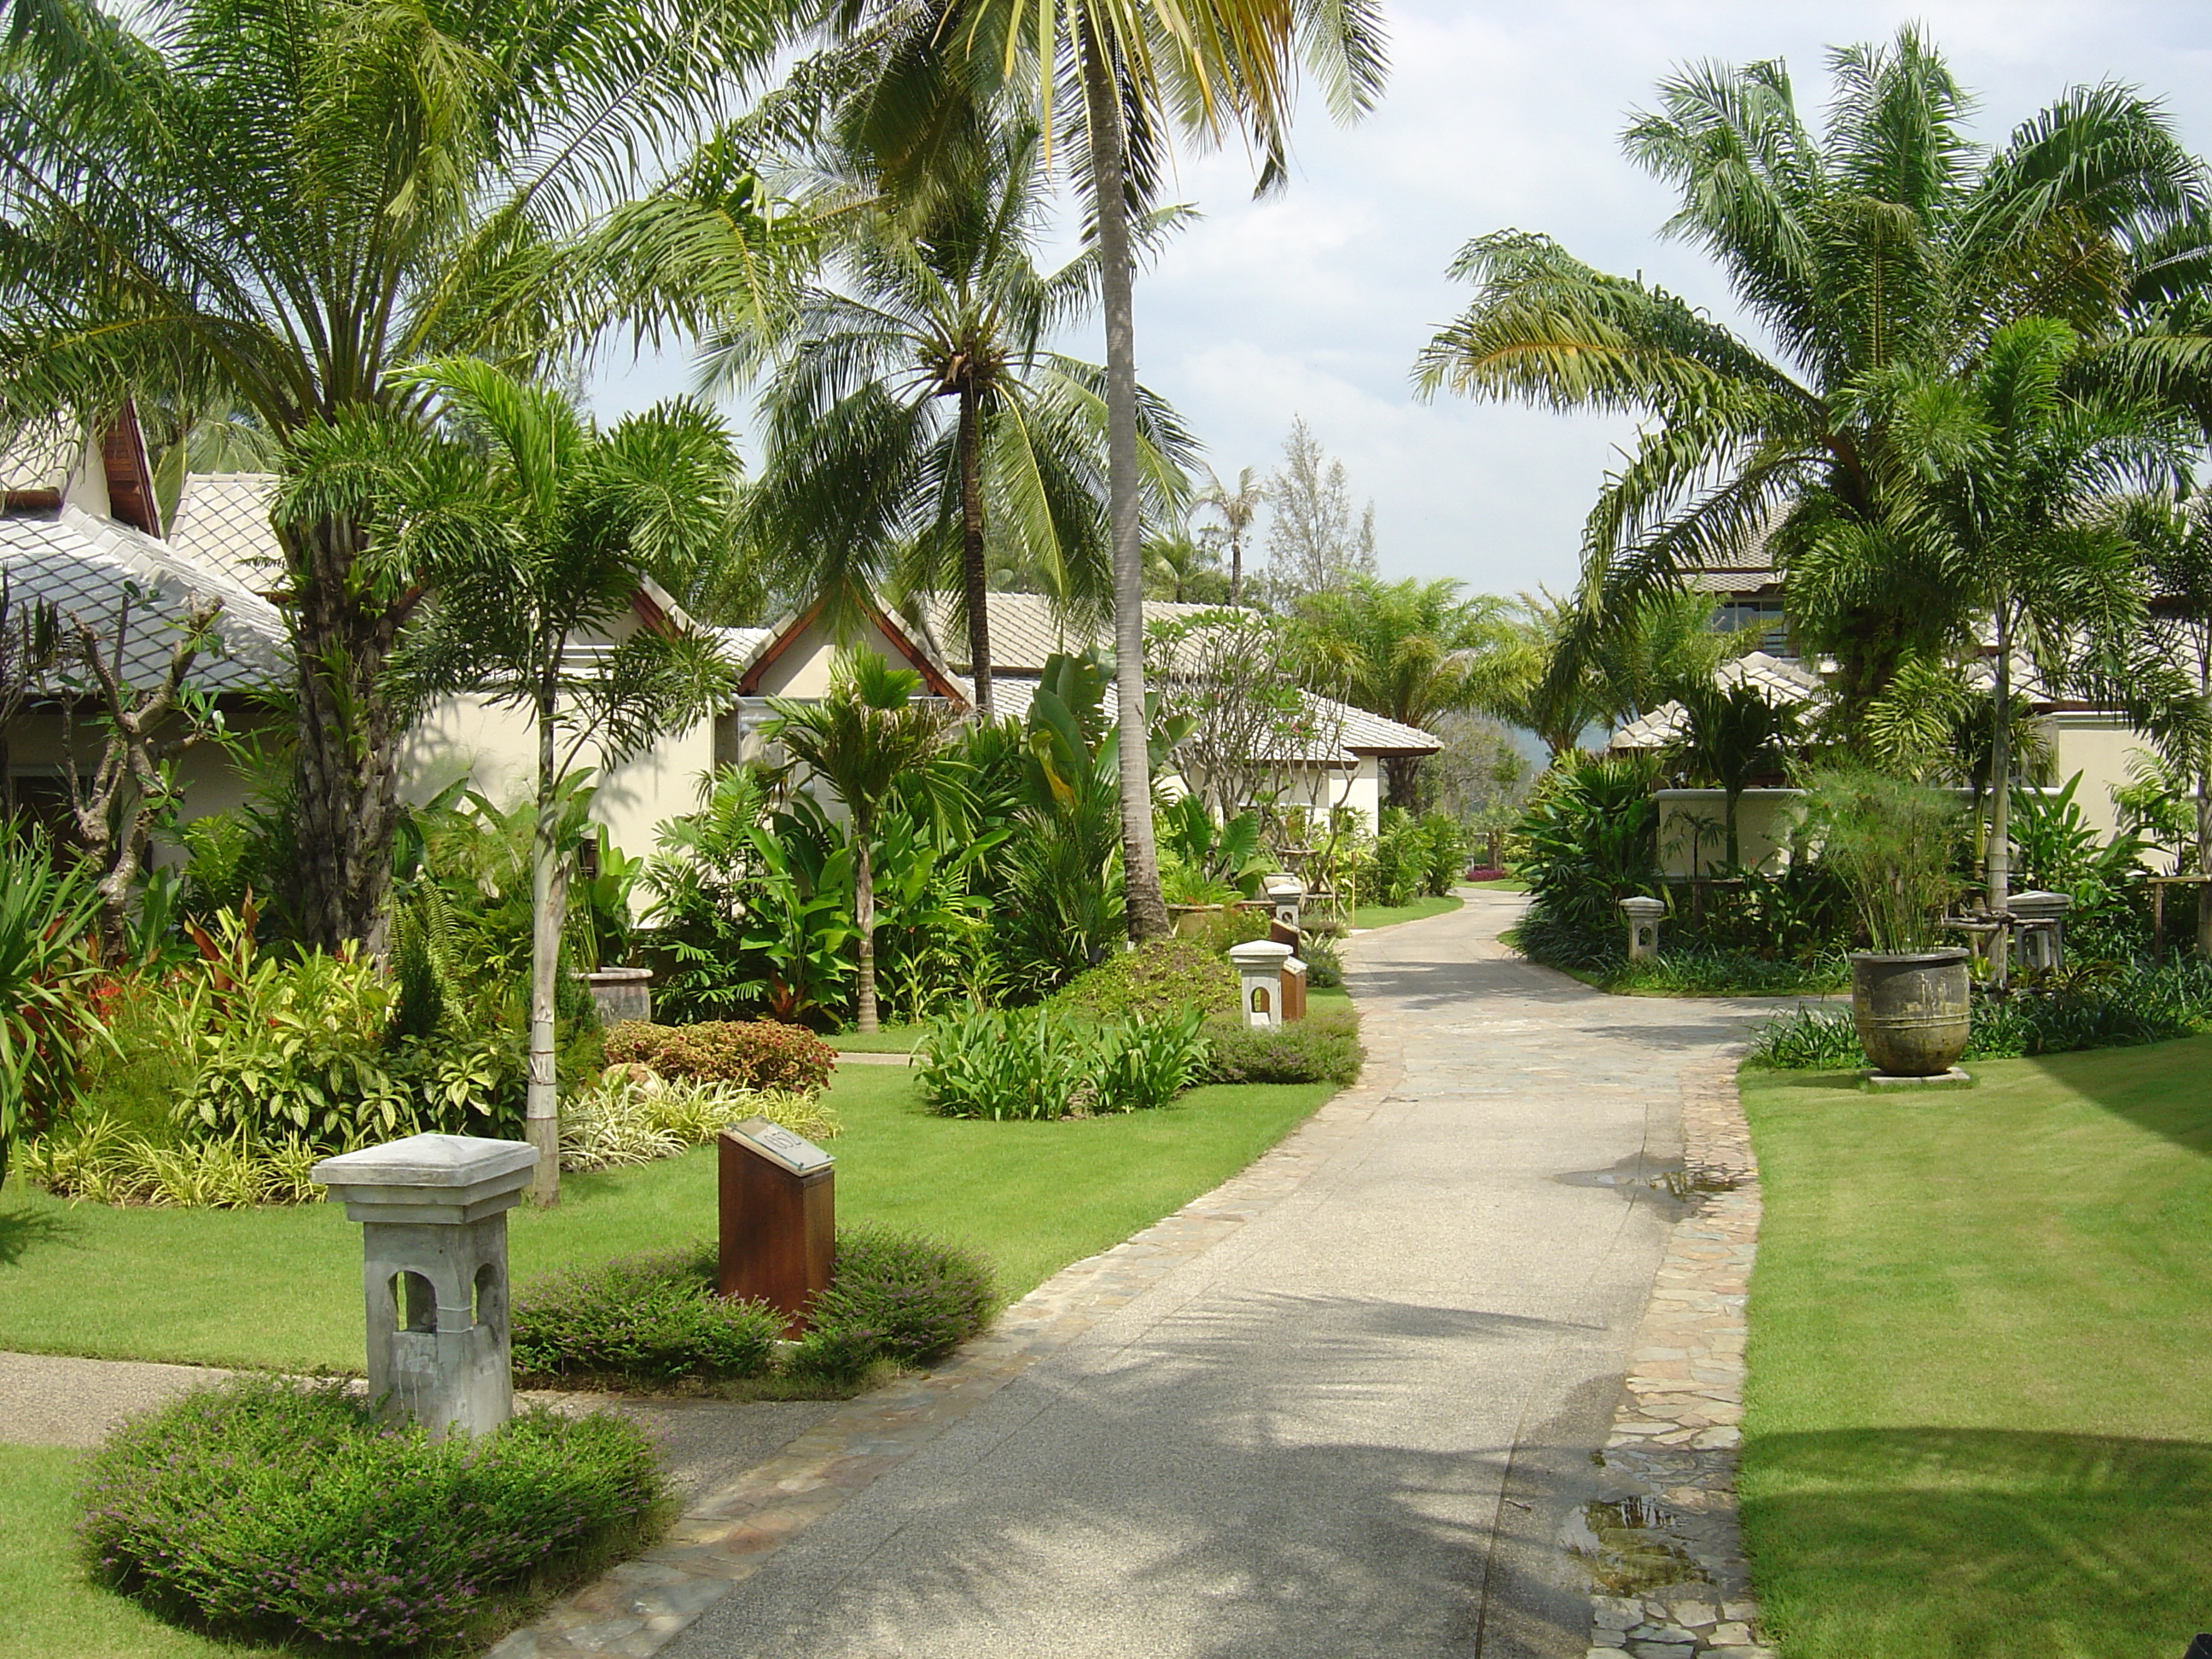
[311,1134,538,1439]
[1229,939,1295,1027]
[2005,889,2075,972]
[1620,895,1666,962]
[1261,873,1306,939]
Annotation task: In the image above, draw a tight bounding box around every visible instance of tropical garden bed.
[1738,1039,2212,1657]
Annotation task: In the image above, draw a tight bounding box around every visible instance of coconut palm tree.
[765,651,954,1032]
[826,0,1388,940]
[1414,27,2212,728]
[0,0,788,950]
[1667,679,1804,873]
[732,120,1193,722]
[1196,465,1265,605]
[285,357,741,1202]
[1290,577,1530,806]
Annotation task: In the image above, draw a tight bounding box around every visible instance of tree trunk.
[1228,531,1242,608]
[855,829,877,1033]
[1986,601,2013,983]
[289,518,405,955]
[958,387,993,723]
[526,684,562,1206]
[1079,23,1169,943]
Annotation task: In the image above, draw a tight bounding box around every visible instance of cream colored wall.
[747,614,923,700]
[2045,713,2145,840]
[1656,789,1806,876]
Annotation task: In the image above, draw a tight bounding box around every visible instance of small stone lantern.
[2006,889,2075,972]
[1620,895,1666,961]
[311,1134,538,1440]
[1261,873,1306,945]
[1230,938,1295,1027]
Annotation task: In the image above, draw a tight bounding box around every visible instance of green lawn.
[0,1068,1336,1374]
[824,1026,927,1053]
[1463,876,1528,892]
[1349,894,1463,930]
[1738,1040,2212,1658]
[3,1445,253,1657]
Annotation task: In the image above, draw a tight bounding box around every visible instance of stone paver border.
[487,1065,1400,1658]
[1585,1050,1772,1659]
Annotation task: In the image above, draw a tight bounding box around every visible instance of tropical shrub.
[1300,930,1344,988]
[1514,755,1661,936]
[915,1006,1097,1120]
[792,1225,997,1376]
[20,1119,327,1208]
[1051,939,1239,1022]
[0,836,107,1188]
[1363,808,1430,908]
[559,1074,837,1173]
[512,1245,782,1384]
[1417,812,1466,898]
[1196,1008,1365,1086]
[917,1005,1212,1118]
[1091,1010,1211,1112]
[1803,768,1965,952]
[80,1377,666,1651]
[600,1020,836,1093]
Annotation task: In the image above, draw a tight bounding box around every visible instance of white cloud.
[590,0,2212,597]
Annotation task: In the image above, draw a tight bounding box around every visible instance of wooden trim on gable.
[735,598,971,708]
[102,401,161,538]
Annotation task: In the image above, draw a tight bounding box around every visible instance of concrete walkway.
[661,893,1783,1659]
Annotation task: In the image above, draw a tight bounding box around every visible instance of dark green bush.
[1301,931,1344,988]
[511,1244,781,1384]
[1051,938,1238,1021]
[795,1225,997,1376]
[79,1377,666,1653]
[1196,1008,1364,1086]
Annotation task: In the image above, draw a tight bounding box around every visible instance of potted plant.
[1807,769,1970,1076]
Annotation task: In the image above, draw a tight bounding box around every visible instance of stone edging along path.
[488,1057,1406,1659]
[1583,1051,1773,1659]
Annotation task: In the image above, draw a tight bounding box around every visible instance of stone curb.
[487,1047,1403,1657]
[1585,1049,1774,1659]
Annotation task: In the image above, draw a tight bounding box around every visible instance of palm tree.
[1196,465,1265,605]
[286,358,741,1203]
[1866,317,2182,909]
[1414,28,2211,728]
[827,0,1387,940]
[0,0,784,950]
[1667,680,1803,873]
[765,651,954,1032]
[1290,577,1529,806]
[735,121,1192,723]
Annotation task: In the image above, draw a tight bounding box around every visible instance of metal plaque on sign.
[725,1116,834,1176]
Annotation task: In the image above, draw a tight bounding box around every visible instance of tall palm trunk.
[1986,598,2013,981]
[290,517,405,954]
[855,826,878,1033]
[958,387,994,722]
[1228,529,1243,608]
[527,672,563,1205]
[1079,22,1169,942]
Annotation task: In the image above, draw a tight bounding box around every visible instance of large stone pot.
[1850,949,1971,1076]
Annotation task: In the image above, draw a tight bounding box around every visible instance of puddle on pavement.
[1554,1155,1738,1209]
[1563,1496,1715,1598]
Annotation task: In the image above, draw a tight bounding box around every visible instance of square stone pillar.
[311,1135,538,1440]
[2005,890,2074,972]
[1229,939,1294,1027]
[1620,895,1666,962]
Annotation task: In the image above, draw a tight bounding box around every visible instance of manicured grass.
[0,1445,256,1657]
[0,1068,1335,1374]
[824,1025,926,1053]
[1738,1040,2212,1659]
[1349,894,1463,930]
[1463,876,1528,892]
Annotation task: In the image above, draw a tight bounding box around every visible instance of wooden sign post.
[717,1117,835,1335]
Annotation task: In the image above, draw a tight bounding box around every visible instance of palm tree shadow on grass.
[0,1205,82,1267]
[1742,1428,2212,1658]
[2017,1037,2212,1161]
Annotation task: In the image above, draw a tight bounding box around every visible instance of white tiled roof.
[168,473,286,596]
[0,421,84,496]
[910,593,1225,674]
[1609,650,1824,750]
[0,506,287,690]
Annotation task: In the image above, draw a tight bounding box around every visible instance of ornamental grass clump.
[793,1225,997,1377]
[1803,768,1965,953]
[558,1073,837,1173]
[916,1006,1211,1118]
[80,1377,666,1653]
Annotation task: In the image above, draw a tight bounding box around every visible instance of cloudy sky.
[589,2,2212,598]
